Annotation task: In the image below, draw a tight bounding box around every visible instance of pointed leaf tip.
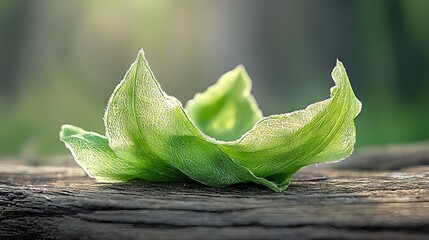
[60,124,85,139]
[235,64,245,72]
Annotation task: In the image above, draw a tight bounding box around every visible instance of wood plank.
[331,141,429,170]
[1,163,429,239]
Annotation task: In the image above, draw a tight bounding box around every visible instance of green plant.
[60,49,361,191]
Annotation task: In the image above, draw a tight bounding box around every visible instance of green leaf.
[219,61,362,180]
[60,125,184,182]
[185,65,262,141]
[60,50,361,192]
[103,51,190,182]
[60,124,134,182]
[102,50,281,189]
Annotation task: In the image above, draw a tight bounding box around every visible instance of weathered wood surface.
[1,144,429,240]
[331,141,429,170]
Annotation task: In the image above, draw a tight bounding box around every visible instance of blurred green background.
[1,0,428,161]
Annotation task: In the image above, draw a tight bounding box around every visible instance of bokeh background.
[1,0,428,163]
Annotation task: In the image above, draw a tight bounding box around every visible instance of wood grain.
[1,161,429,240]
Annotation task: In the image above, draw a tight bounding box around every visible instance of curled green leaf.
[60,49,361,192]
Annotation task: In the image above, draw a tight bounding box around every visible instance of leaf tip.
[235,64,245,72]
[59,124,85,140]
[236,64,250,77]
[137,49,146,63]
[233,64,253,92]
[336,58,343,65]
[138,48,145,56]
[334,59,346,73]
[331,59,349,88]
